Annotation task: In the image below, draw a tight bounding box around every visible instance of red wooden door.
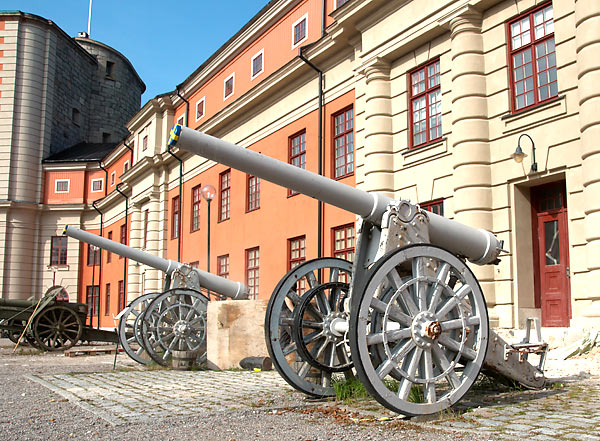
[532,183,571,327]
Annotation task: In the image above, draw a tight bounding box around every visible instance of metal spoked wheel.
[118,293,160,365]
[292,281,353,373]
[4,319,39,347]
[141,288,208,366]
[265,258,353,397]
[33,305,83,351]
[349,244,489,416]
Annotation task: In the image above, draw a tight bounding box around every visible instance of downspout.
[91,199,103,330]
[299,46,324,260]
[115,183,128,311]
[321,0,326,37]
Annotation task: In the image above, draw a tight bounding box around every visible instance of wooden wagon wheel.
[33,305,83,351]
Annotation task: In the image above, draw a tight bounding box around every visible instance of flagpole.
[87,0,93,36]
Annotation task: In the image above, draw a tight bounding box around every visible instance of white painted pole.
[87,0,93,36]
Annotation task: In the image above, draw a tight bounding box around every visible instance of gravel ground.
[1,338,598,441]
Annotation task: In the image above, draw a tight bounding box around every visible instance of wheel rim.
[118,293,160,365]
[349,244,489,416]
[265,258,353,397]
[33,306,83,351]
[292,281,353,373]
[141,289,208,366]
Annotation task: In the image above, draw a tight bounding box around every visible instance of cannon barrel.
[63,225,247,299]
[169,125,501,265]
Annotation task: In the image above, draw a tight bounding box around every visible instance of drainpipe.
[91,199,103,329]
[115,183,128,311]
[299,46,324,260]
[321,0,326,37]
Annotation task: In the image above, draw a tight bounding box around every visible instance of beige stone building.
[4,0,600,333]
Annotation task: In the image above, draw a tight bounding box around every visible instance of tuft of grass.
[333,377,370,401]
[408,385,424,403]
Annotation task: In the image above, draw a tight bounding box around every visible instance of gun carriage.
[62,225,248,366]
[169,125,547,416]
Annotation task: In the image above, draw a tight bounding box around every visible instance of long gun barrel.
[63,225,247,299]
[168,126,501,265]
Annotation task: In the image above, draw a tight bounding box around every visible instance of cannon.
[0,286,118,351]
[63,225,248,365]
[168,125,547,416]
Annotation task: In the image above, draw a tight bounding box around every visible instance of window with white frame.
[123,160,129,173]
[224,73,235,100]
[177,115,185,126]
[335,0,350,8]
[110,171,116,186]
[91,178,103,193]
[292,14,308,48]
[55,179,70,193]
[196,97,205,121]
[251,49,264,80]
[142,135,148,151]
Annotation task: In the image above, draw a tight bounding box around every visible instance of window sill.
[334,172,354,181]
[402,138,446,157]
[401,138,448,168]
[48,265,69,270]
[246,207,260,213]
[501,95,564,121]
[217,218,230,223]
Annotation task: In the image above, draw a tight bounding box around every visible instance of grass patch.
[333,377,370,401]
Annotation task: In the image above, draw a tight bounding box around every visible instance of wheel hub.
[174,320,190,336]
[411,311,440,348]
[322,312,346,339]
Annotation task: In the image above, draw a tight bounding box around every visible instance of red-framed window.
[217,254,229,279]
[252,52,263,78]
[172,196,180,239]
[420,199,444,217]
[289,131,306,196]
[118,280,125,311]
[409,59,441,148]
[293,17,307,46]
[247,175,260,212]
[191,185,202,232]
[86,285,99,317]
[288,236,306,270]
[333,224,355,262]
[224,74,234,99]
[119,224,126,259]
[107,231,112,263]
[219,170,231,221]
[87,243,100,266]
[50,236,68,266]
[508,3,557,112]
[333,107,354,179]
[196,98,205,120]
[104,283,111,316]
[143,135,148,151]
[143,210,149,248]
[246,247,259,299]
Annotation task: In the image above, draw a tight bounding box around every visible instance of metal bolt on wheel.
[349,244,489,416]
[141,288,208,366]
[33,305,83,351]
[265,258,353,397]
[118,293,160,365]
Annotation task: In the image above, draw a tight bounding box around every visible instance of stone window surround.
[195,96,206,121]
[292,13,308,49]
[251,49,264,80]
[91,178,103,193]
[55,179,70,193]
[224,73,235,100]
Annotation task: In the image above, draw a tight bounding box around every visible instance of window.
[118,280,125,311]
[172,196,180,239]
[219,170,231,221]
[143,210,149,248]
[119,224,126,259]
[107,231,112,263]
[50,236,67,266]
[102,132,111,143]
[251,50,264,80]
[224,73,235,100]
[333,107,354,179]
[508,3,557,112]
[196,97,205,121]
[142,135,148,151]
[86,286,100,317]
[288,236,306,294]
[292,14,308,48]
[177,115,185,126]
[289,131,306,196]
[333,223,355,263]
[87,243,100,266]
[246,247,259,299]
[123,160,130,173]
[55,179,69,193]
[191,185,202,232]
[247,175,260,212]
[335,0,350,8]
[104,283,111,316]
[105,61,114,78]
[409,59,441,148]
[91,178,103,193]
[218,255,229,279]
[110,171,116,186]
[72,108,80,126]
[420,199,444,217]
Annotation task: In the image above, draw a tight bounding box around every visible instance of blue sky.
[4,0,268,103]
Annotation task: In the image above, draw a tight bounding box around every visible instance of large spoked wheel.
[141,288,208,366]
[4,319,39,347]
[118,293,160,365]
[265,258,353,397]
[292,282,353,373]
[349,244,489,416]
[33,306,83,351]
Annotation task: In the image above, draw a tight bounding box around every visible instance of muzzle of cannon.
[63,225,248,366]
[168,125,547,416]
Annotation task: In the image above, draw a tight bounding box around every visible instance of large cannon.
[63,225,248,365]
[168,125,547,416]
